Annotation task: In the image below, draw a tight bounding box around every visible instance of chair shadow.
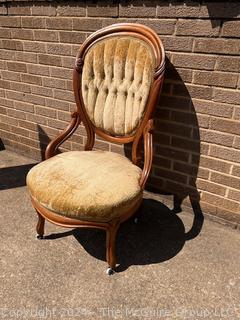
[44,198,203,272]
[0,163,36,190]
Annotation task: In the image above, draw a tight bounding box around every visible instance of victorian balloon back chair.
[27,23,165,275]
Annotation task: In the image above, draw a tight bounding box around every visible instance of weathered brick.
[21,17,46,29]
[213,88,240,105]
[38,54,62,67]
[211,172,240,190]
[23,41,46,53]
[32,4,56,16]
[119,1,156,17]
[0,28,11,38]
[0,4,7,15]
[11,29,34,40]
[176,19,220,37]
[45,98,69,111]
[8,3,31,15]
[193,71,238,88]
[210,118,240,135]
[59,31,86,44]
[200,129,234,147]
[199,156,231,174]
[46,17,72,30]
[57,2,85,16]
[42,77,66,90]
[157,3,200,18]
[15,51,37,63]
[31,85,53,98]
[34,30,59,42]
[50,67,72,79]
[87,2,117,17]
[1,39,23,51]
[10,81,31,93]
[192,99,234,119]
[228,189,240,202]
[72,18,102,31]
[7,108,26,120]
[1,70,21,82]
[197,179,226,196]
[21,73,42,86]
[53,89,74,102]
[14,101,34,113]
[210,145,240,163]
[172,53,216,70]
[0,16,21,27]
[27,64,49,76]
[194,38,240,55]
[35,105,56,118]
[160,36,193,52]
[173,84,213,100]
[222,21,240,38]
[47,43,72,56]
[7,61,27,73]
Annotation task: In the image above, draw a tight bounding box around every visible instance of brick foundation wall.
[0,1,240,224]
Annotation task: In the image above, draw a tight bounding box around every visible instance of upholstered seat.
[27,151,142,222]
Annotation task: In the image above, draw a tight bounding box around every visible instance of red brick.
[0,16,21,27]
[200,129,234,147]
[10,82,31,93]
[27,64,49,76]
[50,67,72,80]
[176,19,220,37]
[38,54,62,67]
[155,145,189,162]
[197,179,226,196]
[72,18,102,31]
[155,167,188,184]
[0,49,15,60]
[192,99,234,119]
[31,85,53,98]
[26,113,47,125]
[7,61,27,73]
[157,3,200,18]
[160,36,193,52]
[199,156,231,174]
[210,145,240,163]
[233,137,240,149]
[228,189,240,202]
[0,28,11,39]
[7,108,26,120]
[194,38,240,55]
[0,97,14,108]
[0,79,10,89]
[194,71,238,89]
[53,89,74,102]
[87,2,117,17]
[119,2,156,18]
[57,2,86,16]
[172,137,200,153]
[173,84,213,100]
[42,77,66,90]
[1,70,21,82]
[21,74,42,86]
[15,51,37,63]
[23,41,46,53]
[11,29,34,40]
[59,31,86,44]
[1,39,23,51]
[232,166,240,178]
[35,105,56,118]
[32,4,56,16]
[47,43,72,56]
[210,118,240,135]
[34,30,59,42]
[172,53,215,70]
[45,98,70,111]
[215,56,240,72]
[21,17,46,29]
[222,21,240,38]
[14,101,34,113]
[46,17,72,30]
[211,172,240,190]
[213,88,240,105]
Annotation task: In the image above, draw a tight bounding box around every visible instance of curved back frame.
[73,23,165,164]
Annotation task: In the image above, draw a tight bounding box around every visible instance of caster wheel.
[106,267,114,276]
[134,217,139,224]
[36,234,44,240]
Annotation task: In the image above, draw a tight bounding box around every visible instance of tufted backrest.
[81,36,156,137]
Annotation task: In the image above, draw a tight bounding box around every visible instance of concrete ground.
[0,149,240,320]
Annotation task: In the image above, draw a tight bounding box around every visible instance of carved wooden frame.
[31,23,165,273]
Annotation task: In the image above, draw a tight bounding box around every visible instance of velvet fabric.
[81,36,155,136]
[27,151,142,222]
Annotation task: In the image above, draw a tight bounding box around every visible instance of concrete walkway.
[0,150,239,320]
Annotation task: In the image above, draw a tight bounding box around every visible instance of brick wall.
[0,1,240,224]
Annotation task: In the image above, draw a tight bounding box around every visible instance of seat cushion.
[27,151,142,222]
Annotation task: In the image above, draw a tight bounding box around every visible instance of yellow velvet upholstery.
[82,36,155,136]
[27,151,142,222]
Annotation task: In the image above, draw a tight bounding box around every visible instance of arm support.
[45,112,80,160]
[139,119,154,189]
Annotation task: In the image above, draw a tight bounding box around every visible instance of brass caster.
[36,234,44,240]
[106,267,115,276]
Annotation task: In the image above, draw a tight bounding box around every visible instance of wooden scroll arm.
[139,119,154,189]
[45,112,80,160]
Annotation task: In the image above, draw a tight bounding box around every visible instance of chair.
[26,23,165,275]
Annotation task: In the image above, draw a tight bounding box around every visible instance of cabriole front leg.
[36,212,45,239]
[106,223,119,275]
